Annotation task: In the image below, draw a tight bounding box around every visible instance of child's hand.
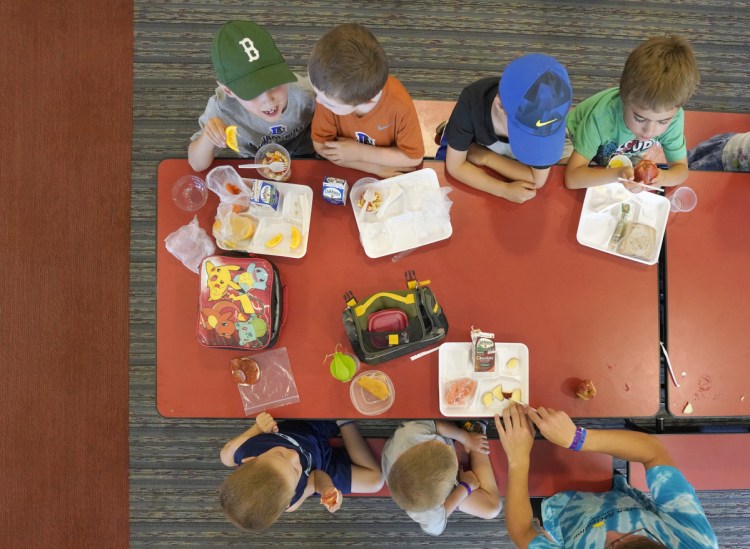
[320,488,342,513]
[319,138,361,163]
[501,181,537,203]
[458,468,480,493]
[255,412,278,434]
[525,406,576,449]
[495,403,535,466]
[617,166,644,193]
[202,117,229,149]
[461,431,490,455]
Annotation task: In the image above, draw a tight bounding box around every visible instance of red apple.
[634,159,659,184]
[576,378,597,400]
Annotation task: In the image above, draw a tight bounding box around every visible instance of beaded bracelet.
[457,481,472,495]
[568,426,587,452]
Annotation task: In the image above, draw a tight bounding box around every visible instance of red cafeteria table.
[664,171,750,417]
[157,159,661,419]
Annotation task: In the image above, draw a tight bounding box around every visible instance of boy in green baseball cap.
[188,20,316,171]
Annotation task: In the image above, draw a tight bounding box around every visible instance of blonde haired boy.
[308,23,424,178]
[382,420,502,535]
[219,413,383,532]
[565,35,700,191]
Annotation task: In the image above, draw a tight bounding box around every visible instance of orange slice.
[229,214,254,240]
[225,126,239,152]
[357,375,390,400]
[290,226,301,249]
[265,233,283,248]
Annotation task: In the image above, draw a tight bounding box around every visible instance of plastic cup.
[172,175,208,211]
[329,352,360,382]
[607,154,633,169]
[255,143,292,182]
[669,186,697,213]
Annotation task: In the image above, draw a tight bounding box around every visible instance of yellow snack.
[482,392,494,407]
[225,126,239,152]
[357,375,390,400]
[290,226,301,250]
[492,384,505,401]
[265,233,283,248]
[230,214,254,240]
[609,158,623,168]
[510,389,522,402]
[506,357,519,369]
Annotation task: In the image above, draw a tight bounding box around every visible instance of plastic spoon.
[238,161,287,172]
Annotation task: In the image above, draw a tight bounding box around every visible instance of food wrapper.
[234,347,300,416]
[164,215,216,273]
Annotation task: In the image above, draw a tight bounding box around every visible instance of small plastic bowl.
[255,143,291,182]
[172,175,208,211]
[350,370,395,416]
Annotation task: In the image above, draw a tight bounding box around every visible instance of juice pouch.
[471,327,496,372]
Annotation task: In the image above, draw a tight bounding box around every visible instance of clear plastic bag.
[233,347,300,416]
[164,215,216,273]
[205,165,249,205]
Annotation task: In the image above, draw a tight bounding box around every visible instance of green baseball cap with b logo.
[211,20,296,101]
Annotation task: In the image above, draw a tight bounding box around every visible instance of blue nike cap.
[499,54,573,167]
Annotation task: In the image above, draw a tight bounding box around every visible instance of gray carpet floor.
[131,1,750,546]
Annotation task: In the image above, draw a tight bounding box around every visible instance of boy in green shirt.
[565,36,700,191]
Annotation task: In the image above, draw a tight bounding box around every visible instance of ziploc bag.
[164,215,216,273]
[233,347,300,416]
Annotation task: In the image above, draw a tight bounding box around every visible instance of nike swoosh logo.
[377,123,392,131]
[535,118,558,127]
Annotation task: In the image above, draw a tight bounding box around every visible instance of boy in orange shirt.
[307,23,424,178]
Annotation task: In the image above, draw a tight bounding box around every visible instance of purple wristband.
[569,426,587,451]
[458,481,472,495]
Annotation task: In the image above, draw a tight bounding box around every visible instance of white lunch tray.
[576,183,669,265]
[439,342,529,418]
[350,168,452,258]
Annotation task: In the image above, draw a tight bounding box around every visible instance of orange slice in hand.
[225,126,239,152]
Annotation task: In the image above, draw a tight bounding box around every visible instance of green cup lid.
[330,352,356,382]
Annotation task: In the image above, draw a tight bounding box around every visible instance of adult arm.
[495,403,540,549]
[528,407,675,470]
[219,412,278,467]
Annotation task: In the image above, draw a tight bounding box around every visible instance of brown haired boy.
[565,35,700,191]
[307,23,424,178]
[382,420,502,535]
[219,413,383,532]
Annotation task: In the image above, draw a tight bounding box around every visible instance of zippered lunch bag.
[197,255,283,350]
[342,270,448,364]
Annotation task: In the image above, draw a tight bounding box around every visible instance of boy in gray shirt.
[189,20,315,171]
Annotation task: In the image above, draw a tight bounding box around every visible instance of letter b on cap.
[239,38,259,62]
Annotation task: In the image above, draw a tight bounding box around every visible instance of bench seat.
[414,99,750,159]
[333,437,613,497]
[627,433,750,492]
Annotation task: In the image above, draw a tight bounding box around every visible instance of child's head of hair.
[219,457,296,532]
[387,440,458,512]
[211,20,296,101]
[308,23,389,106]
[619,35,700,111]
